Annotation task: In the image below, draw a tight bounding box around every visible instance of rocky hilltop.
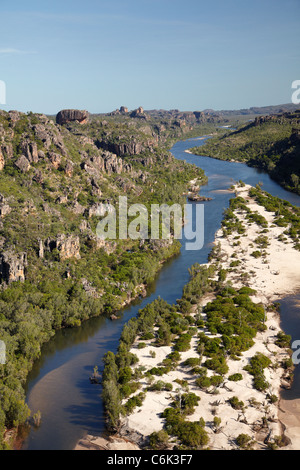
[0,107,206,287]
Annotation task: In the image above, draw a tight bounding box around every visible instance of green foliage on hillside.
[189,111,300,195]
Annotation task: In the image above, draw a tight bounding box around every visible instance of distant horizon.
[1,101,299,117]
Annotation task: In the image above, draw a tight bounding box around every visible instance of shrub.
[251,250,262,258]
[176,421,209,448]
[149,430,169,449]
[245,352,272,375]
[228,396,244,410]
[267,394,278,404]
[210,375,224,387]
[228,373,243,382]
[196,376,212,390]
[183,357,201,367]
[275,331,291,348]
[236,433,254,449]
[124,392,145,414]
[253,374,269,392]
[148,381,173,392]
[204,355,229,375]
[174,333,192,352]
[118,367,132,385]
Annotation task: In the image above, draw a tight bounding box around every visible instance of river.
[21,136,300,450]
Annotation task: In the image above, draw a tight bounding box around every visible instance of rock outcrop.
[48,152,61,169]
[82,150,132,176]
[0,194,11,218]
[14,155,31,173]
[41,234,81,260]
[56,109,89,125]
[33,123,67,154]
[0,251,27,283]
[130,106,145,118]
[20,140,39,163]
[1,143,13,160]
[96,139,145,157]
[55,234,81,260]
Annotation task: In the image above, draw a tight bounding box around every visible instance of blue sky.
[0,0,299,114]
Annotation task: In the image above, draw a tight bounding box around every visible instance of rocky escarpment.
[56,109,89,125]
[253,110,300,127]
[95,138,147,157]
[81,149,132,176]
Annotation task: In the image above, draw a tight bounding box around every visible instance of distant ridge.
[86,103,300,119]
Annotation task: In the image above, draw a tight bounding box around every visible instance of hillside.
[0,107,211,448]
[189,110,300,195]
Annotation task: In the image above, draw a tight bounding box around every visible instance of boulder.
[15,155,31,173]
[56,109,89,125]
[88,203,109,218]
[48,151,61,169]
[20,140,39,163]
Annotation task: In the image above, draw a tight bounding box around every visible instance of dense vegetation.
[189,111,300,195]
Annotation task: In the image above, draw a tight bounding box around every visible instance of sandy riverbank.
[74,183,300,450]
[212,184,300,449]
[115,184,300,450]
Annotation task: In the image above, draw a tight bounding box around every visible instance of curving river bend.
[21,136,300,450]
